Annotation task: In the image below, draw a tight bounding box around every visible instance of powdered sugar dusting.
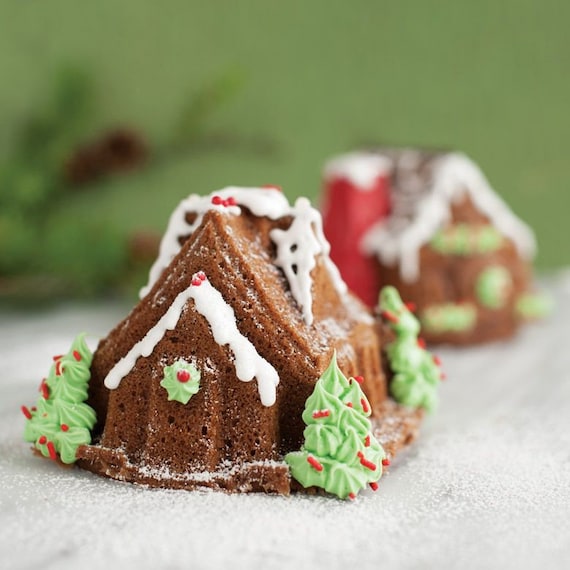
[1,273,570,569]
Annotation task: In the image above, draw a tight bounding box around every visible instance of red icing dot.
[211,195,224,205]
[307,456,323,472]
[357,451,377,471]
[433,355,442,366]
[417,338,427,349]
[196,271,207,281]
[404,301,417,312]
[191,276,202,286]
[38,435,47,445]
[348,492,356,500]
[346,402,353,408]
[177,370,191,383]
[353,375,364,385]
[31,407,37,412]
[382,458,391,467]
[47,441,57,461]
[369,481,379,491]
[55,360,64,376]
[381,310,399,324]
[312,409,330,419]
[73,350,82,362]
[61,424,69,432]
[21,406,32,419]
[52,355,63,361]
[40,380,49,400]
[364,434,370,447]
[360,398,369,414]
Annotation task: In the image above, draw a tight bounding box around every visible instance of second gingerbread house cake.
[322,149,546,345]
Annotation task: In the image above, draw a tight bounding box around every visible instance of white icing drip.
[104,285,197,390]
[323,151,392,190]
[361,153,537,283]
[139,187,290,298]
[270,198,348,326]
[188,275,280,407]
[106,273,280,406]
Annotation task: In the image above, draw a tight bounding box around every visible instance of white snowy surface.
[1,272,570,570]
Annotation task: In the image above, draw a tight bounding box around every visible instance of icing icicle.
[106,272,280,406]
[271,198,347,326]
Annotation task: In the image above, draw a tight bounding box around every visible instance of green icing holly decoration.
[420,302,477,333]
[22,333,96,464]
[476,265,513,309]
[379,287,442,412]
[430,224,503,256]
[285,352,386,500]
[160,360,200,404]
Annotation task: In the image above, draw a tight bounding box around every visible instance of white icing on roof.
[104,282,199,390]
[189,274,280,406]
[360,152,537,283]
[323,151,392,190]
[270,198,347,326]
[140,186,348,325]
[140,187,290,298]
[105,272,280,406]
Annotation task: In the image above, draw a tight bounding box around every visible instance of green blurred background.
[0,0,568,300]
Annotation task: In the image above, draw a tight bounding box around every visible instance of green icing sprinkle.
[476,265,513,309]
[285,352,386,500]
[420,302,477,334]
[379,287,441,412]
[431,224,504,256]
[516,291,553,320]
[22,333,96,464]
[160,360,200,404]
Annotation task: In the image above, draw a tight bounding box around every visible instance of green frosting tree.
[22,333,97,464]
[285,352,386,500]
[379,286,442,412]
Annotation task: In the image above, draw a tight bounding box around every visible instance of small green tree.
[22,333,96,464]
[379,286,441,412]
[285,352,386,500]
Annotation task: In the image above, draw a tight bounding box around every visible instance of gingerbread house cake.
[23,186,439,499]
[322,149,546,345]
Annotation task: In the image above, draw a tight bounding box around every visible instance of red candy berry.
[177,370,191,383]
[191,271,207,286]
[211,195,224,205]
[225,196,237,206]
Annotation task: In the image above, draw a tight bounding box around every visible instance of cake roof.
[353,149,537,283]
[141,186,347,326]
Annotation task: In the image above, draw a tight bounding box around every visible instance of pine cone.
[64,128,148,187]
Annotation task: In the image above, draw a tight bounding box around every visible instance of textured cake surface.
[78,189,423,493]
